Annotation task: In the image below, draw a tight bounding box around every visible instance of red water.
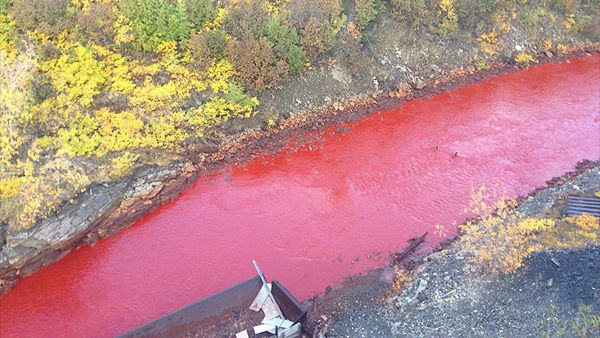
[1,56,599,338]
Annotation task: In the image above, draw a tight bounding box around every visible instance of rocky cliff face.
[0,163,191,294]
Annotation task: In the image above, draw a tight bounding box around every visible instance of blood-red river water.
[1,56,599,338]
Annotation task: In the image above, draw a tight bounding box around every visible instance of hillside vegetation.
[1,0,598,230]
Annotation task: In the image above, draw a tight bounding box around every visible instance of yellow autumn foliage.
[0,177,21,198]
[41,41,107,108]
[0,47,37,167]
[459,185,555,275]
[0,12,15,54]
[477,32,499,56]
[514,52,535,67]
[572,214,600,233]
[438,0,458,33]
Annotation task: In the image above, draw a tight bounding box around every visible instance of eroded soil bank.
[0,54,598,338]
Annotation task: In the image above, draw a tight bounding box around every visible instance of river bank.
[307,160,600,338]
[1,47,598,298]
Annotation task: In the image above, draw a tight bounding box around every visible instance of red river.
[1,56,599,337]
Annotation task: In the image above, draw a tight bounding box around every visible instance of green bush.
[122,0,192,52]
[355,0,379,30]
[0,0,12,50]
[226,83,257,108]
[266,19,306,73]
[185,0,216,30]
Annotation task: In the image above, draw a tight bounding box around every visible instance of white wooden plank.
[235,330,249,338]
[277,323,301,338]
[261,295,280,319]
[262,316,283,326]
[253,324,277,334]
[249,284,271,312]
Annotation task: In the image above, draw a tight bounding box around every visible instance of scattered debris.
[248,260,305,338]
[390,232,428,266]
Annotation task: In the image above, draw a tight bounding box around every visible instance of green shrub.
[185,0,216,30]
[226,83,257,108]
[266,19,306,73]
[0,0,13,51]
[355,0,379,30]
[122,0,192,52]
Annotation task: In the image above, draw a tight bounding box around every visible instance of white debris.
[235,330,249,338]
[274,323,302,338]
[250,284,271,312]
[261,295,281,319]
[249,261,302,338]
[262,317,294,329]
[254,324,277,334]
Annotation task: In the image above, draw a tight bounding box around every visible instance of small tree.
[287,0,343,58]
[0,47,37,168]
[189,28,227,71]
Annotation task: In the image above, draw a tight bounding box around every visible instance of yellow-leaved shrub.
[459,185,555,275]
